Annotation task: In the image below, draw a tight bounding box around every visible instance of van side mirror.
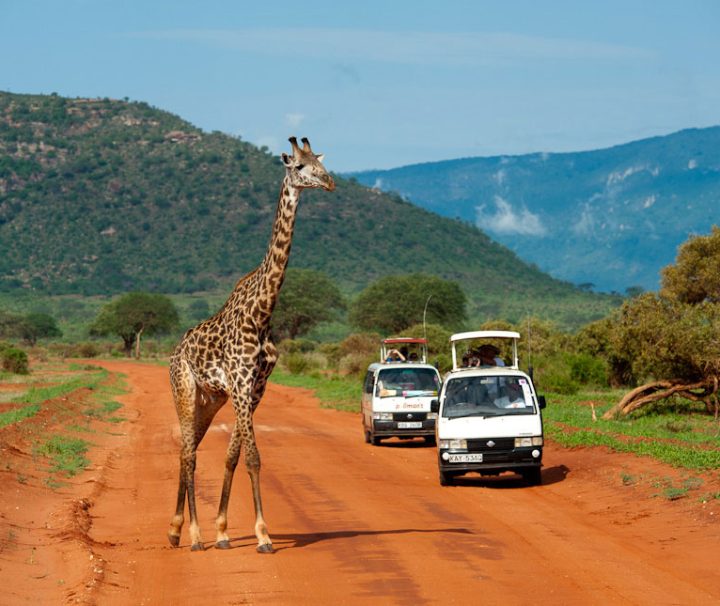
[537,395,547,409]
[430,399,439,413]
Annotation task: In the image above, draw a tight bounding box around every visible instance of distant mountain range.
[349,127,720,292]
[0,91,619,328]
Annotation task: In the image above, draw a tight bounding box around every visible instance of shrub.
[337,332,380,358]
[339,352,375,378]
[567,352,608,386]
[538,371,579,395]
[284,352,310,375]
[279,338,317,354]
[1,346,29,374]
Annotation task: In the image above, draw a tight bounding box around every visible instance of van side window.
[363,372,375,394]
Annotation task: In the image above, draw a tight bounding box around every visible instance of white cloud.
[131,29,653,67]
[285,112,305,128]
[475,196,547,236]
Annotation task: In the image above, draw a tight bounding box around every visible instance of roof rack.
[380,337,428,363]
[449,330,520,370]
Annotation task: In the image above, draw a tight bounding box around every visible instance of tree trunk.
[134,327,144,359]
[603,377,718,419]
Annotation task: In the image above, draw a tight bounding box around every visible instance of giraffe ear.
[315,154,325,163]
[281,153,292,167]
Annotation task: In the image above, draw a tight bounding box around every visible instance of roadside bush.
[0,344,29,374]
[532,353,579,395]
[279,338,317,354]
[434,353,452,374]
[284,352,310,375]
[538,371,579,395]
[337,332,380,358]
[283,351,325,375]
[339,352,375,378]
[567,352,608,386]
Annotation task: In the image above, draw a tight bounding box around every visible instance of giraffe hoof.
[168,534,181,548]
[215,540,231,550]
[190,542,205,552]
[257,543,274,554]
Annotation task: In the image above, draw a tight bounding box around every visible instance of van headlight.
[439,439,467,450]
[372,412,393,421]
[514,436,543,447]
[427,412,438,420]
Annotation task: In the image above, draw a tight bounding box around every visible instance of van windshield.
[442,375,536,418]
[376,368,440,398]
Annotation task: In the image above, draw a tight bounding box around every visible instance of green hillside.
[0,92,619,328]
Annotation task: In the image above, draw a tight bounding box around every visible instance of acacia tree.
[17,313,62,346]
[349,274,467,334]
[0,311,62,346]
[90,292,179,358]
[603,228,720,418]
[271,268,345,340]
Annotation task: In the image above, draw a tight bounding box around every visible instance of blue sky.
[1,0,719,172]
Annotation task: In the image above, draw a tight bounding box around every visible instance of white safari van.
[434,331,546,485]
[362,338,442,446]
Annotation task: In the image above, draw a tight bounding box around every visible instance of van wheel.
[522,467,542,486]
[363,428,371,444]
[439,469,453,486]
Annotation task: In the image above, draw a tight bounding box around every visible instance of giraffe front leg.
[167,463,186,547]
[247,452,273,554]
[215,421,242,549]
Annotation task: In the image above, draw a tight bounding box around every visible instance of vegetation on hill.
[0,91,619,328]
[350,127,720,293]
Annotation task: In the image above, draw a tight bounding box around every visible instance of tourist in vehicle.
[477,344,505,367]
[385,348,406,362]
[494,380,527,408]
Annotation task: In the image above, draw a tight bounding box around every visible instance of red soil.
[1,359,718,605]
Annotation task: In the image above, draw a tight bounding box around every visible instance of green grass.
[11,369,108,406]
[35,435,90,477]
[0,404,41,428]
[0,361,129,485]
[270,368,360,412]
[544,389,720,470]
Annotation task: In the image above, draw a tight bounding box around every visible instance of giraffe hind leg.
[168,361,228,551]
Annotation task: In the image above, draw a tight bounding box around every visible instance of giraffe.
[167,137,335,552]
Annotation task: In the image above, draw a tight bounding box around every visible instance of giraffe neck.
[252,176,301,321]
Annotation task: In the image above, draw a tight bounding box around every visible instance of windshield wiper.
[446,411,501,420]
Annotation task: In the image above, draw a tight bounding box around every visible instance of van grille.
[466,437,515,451]
[392,412,427,422]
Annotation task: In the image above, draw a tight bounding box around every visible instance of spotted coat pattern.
[167,137,335,552]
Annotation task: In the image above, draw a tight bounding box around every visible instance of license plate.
[397,421,422,429]
[449,453,483,463]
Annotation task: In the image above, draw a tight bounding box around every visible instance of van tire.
[363,428,371,443]
[439,469,454,486]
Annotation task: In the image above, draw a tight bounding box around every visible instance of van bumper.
[438,446,542,475]
[373,419,436,438]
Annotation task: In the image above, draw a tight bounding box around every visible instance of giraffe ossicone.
[167,137,334,552]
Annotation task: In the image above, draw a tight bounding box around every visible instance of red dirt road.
[2,360,719,605]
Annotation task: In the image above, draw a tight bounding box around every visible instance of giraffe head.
[281,137,335,192]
